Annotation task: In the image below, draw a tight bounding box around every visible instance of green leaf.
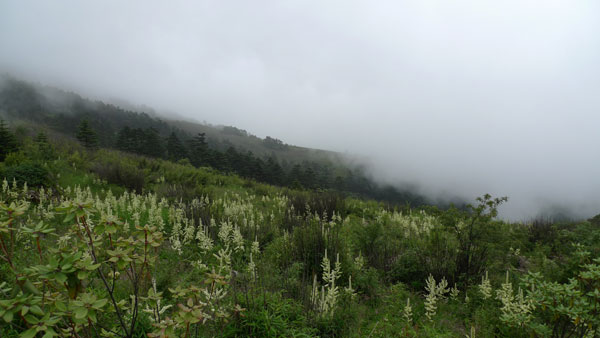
[24,314,39,324]
[88,309,97,323]
[63,213,75,224]
[42,330,57,338]
[54,301,67,312]
[74,307,87,319]
[95,224,105,234]
[30,305,44,316]
[3,311,13,323]
[55,273,67,284]
[23,279,41,295]
[20,328,38,338]
[93,298,108,309]
[77,270,89,280]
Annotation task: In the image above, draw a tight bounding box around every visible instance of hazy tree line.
[0,75,426,206]
[111,124,365,191]
[109,123,426,206]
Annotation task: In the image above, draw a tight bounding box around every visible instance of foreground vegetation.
[0,125,599,337]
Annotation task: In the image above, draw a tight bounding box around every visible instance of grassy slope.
[1,133,599,337]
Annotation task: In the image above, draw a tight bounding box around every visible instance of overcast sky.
[1,0,599,220]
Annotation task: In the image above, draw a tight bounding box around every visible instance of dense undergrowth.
[0,132,599,337]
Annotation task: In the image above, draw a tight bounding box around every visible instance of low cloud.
[1,0,599,220]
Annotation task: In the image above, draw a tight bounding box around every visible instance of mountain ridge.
[0,74,430,207]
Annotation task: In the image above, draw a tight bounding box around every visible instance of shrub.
[390,248,429,289]
[2,151,28,166]
[223,293,317,337]
[288,191,346,221]
[2,162,49,187]
[91,161,145,193]
[527,217,558,246]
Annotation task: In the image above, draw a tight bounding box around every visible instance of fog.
[1,1,599,220]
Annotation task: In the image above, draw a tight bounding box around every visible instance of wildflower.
[311,250,342,318]
[423,274,449,320]
[450,284,460,300]
[479,271,492,300]
[251,237,260,254]
[403,298,413,324]
[247,253,257,281]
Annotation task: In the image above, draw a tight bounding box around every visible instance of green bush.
[2,151,28,166]
[91,160,145,193]
[390,248,429,289]
[223,293,317,337]
[2,162,49,187]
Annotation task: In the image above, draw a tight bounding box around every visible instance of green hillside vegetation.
[168,121,338,165]
[0,75,426,208]
[0,120,599,337]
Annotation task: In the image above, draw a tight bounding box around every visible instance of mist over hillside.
[0,75,345,167]
[2,1,600,220]
[0,75,433,209]
[3,3,600,337]
[1,72,597,220]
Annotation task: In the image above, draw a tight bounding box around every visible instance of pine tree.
[116,126,136,153]
[34,131,54,160]
[252,157,266,182]
[0,119,18,161]
[34,131,48,144]
[302,166,316,190]
[141,128,164,158]
[289,164,304,189]
[224,146,239,172]
[166,132,187,161]
[188,133,208,167]
[76,119,98,150]
[266,156,284,185]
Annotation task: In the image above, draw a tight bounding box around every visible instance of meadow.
[1,132,599,337]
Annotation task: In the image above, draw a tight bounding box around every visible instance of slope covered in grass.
[0,127,599,337]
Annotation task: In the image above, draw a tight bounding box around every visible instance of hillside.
[0,75,427,207]
[0,125,598,337]
[2,1,599,336]
[0,75,340,164]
